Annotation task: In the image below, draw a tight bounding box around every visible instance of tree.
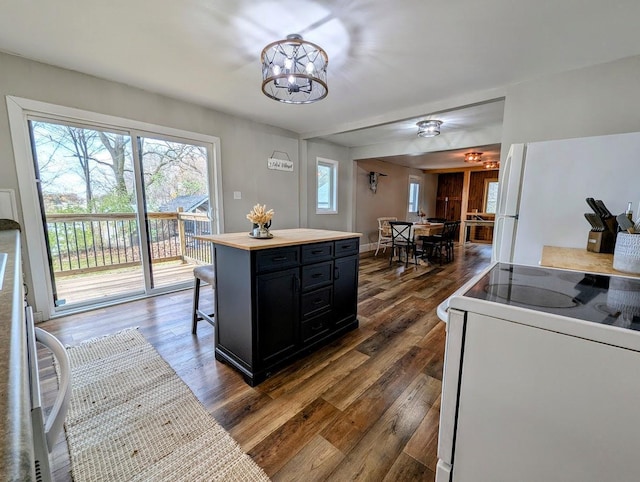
[31,120,208,214]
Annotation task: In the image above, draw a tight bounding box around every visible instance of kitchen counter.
[540,245,640,278]
[0,228,34,480]
[198,228,361,250]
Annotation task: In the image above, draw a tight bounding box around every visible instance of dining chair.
[389,221,417,267]
[375,216,397,255]
[422,221,459,265]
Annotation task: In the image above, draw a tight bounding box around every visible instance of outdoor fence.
[46,211,212,276]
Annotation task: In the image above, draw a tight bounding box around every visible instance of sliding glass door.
[28,118,214,311]
[137,135,212,290]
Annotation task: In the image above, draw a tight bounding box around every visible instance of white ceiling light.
[416,120,442,137]
[261,34,328,104]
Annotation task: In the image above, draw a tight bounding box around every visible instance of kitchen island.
[201,228,361,385]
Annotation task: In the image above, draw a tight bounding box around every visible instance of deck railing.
[45,211,212,276]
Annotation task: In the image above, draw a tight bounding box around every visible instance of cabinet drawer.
[301,261,332,291]
[302,242,333,264]
[255,247,300,273]
[301,312,332,344]
[301,285,333,319]
[334,238,359,257]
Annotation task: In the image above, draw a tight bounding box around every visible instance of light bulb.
[284,58,293,70]
[272,65,281,75]
[288,75,295,84]
[306,62,314,74]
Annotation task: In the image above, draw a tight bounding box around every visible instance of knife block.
[587,230,615,253]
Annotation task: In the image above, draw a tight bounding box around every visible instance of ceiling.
[320,99,505,169]
[373,143,503,172]
[2,0,640,167]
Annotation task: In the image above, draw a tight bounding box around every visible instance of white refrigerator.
[493,131,640,266]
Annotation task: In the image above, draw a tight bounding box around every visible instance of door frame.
[7,95,224,320]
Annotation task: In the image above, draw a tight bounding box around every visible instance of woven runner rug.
[62,328,270,482]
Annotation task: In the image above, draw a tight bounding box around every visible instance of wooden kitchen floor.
[39,243,492,481]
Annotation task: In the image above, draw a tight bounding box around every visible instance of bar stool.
[192,264,216,334]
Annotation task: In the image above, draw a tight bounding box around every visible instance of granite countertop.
[197,228,361,251]
[0,228,34,480]
[0,219,20,231]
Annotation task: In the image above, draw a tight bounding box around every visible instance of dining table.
[412,222,444,238]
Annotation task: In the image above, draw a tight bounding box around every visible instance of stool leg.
[192,277,201,334]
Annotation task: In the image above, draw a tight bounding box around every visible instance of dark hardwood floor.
[39,243,492,481]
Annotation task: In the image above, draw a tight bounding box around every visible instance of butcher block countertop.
[198,228,362,251]
[540,245,640,278]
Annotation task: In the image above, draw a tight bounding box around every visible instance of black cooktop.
[464,263,640,330]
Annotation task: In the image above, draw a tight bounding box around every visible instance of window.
[408,175,421,215]
[484,179,499,214]
[316,158,338,214]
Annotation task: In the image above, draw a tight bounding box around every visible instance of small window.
[408,175,421,215]
[316,158,338,214]
[484,179,499,214]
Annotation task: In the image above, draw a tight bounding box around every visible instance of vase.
[252,223,270,238]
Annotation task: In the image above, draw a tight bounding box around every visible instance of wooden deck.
[54,261,199,306]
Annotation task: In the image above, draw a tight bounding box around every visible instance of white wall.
[354,159,437,250]
[502,55,640,153]
[305,139,353,231]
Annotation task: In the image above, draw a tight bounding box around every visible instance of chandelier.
[416,120,442,137]
[464,152,483,163]
[261,34,328,104]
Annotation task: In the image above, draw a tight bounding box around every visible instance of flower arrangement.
[246,203,274,225]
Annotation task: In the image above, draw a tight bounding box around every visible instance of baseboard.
[359,242,374,253]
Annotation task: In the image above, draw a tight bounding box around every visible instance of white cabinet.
[441,310,640,482]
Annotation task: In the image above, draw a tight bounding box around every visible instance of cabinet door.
[453,312,640,482]
[333,254,359,326]
[255,267,299,366]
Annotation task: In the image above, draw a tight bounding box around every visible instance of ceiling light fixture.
[483,160,500,169]
[261,34,328,104]
[464,152,483,163]
[416,120,443,137]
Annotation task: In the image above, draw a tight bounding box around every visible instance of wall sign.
[267,157,294,172]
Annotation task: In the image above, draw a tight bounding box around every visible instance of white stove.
[436,262,640,482]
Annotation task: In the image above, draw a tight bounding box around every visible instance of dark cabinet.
[256,267,299,365]
[333,255,359,326]
[213,236,359,385]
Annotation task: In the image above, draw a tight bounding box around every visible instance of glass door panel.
[137,136,212,289]
[29,119,144,308]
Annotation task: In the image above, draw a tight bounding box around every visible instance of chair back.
[442,221,460,240]
[389,221,413,244]
[377,216,397,237]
